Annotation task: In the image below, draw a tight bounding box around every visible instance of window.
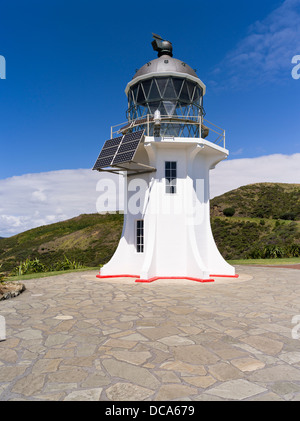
[136,220,144,253]
[165,161,177,194]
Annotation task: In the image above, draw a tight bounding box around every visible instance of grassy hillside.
[0,213,123,273]
[0,183,299,273]
[211,183,300,220]
[210,183,300,260]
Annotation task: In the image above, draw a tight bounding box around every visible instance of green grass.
[5,267,99,282]
[0,213,123,273]
[211,182,300,220]
[227,257,300,266]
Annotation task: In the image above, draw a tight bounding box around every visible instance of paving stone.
[167,306,195,315]
[160,360,206,376]
[34,393,65,401]
[241,335,283,356]
[32,358,62,374]
[64,388,102,401]
[11,374,46,396]
[44,382,78,393]
[106,383,153,401]
[249,365,300,382]
[206,379,267,400]
[173,345,219,365]
[44,348,75,358]
[155,384,198,400]
[210,346,248,360]
[138,326,180,340]
[182,375,216,388]
[102,359,160,389]
[16,329,43,340]
[271,381,300,396]
[0,338,20,349]
[81,373,111,388]
[119,333,149,342]
[44,333,71,347]
[0,348,18,363]
[103,338,137,349]
[60,356,95,367]
[0,366,27,382]
[106,350,152,365]
[251,392,284,401]
[230,357,265,372]
[54,315,74,320]
[178,326,202,335]
[47,367,89,383]
[208,362,243,381]
[154,370,181,383]
[279,352,300,364]
[158,335,195,346]
[2,267,300,401]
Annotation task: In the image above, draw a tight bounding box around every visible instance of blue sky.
[0,0,299,179]
[0,0,300,236]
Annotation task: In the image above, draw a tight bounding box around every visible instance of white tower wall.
[100,135,235,281]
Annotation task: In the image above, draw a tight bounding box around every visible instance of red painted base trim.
[210,274,239,278]
[96,274,140,279]
[136,276,215,284]
[96,273,238,282]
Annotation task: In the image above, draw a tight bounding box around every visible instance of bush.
[15,258,47,276]
[54,255,84,271]
[0,264,6,283]
[223,207,235,217]
[247,243,300,259]
[280,212,296,221]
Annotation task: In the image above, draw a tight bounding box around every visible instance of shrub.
[263,245,284,258]
[15,258,47,276]
[223,207,235,217]
[54,255,84,271]
[0,264,6,283]
[280,212,296,221]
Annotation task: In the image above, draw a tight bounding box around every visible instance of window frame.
[165,161,177,194]
[136,219,144,253]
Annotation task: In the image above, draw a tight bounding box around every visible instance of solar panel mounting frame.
[93,129,156,176]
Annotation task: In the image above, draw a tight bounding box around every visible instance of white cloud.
[0,154,299,237]
[210,153,300,198]
[0,169,124,237]
[211,0,300,88]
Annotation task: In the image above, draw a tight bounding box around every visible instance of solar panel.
[117,139,141,154]
[103,136,123,149]
[93,156,114,169]
[112,130,144,166]
[93,136,123,170]
[93,130,144,170]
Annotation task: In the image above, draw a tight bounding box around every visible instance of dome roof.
[132,54,198,80]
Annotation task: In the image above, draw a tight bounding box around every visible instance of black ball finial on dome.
[151,33,173,57]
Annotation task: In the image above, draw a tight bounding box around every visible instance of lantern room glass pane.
[179,80,190,102]
[173,78,183,97]
[164,78,176,99]
[137,84,145,103]
[148,80,161,100]
[142,79,152,99]
[156,77,168,97]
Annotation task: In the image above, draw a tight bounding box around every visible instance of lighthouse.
[93,34,235,282]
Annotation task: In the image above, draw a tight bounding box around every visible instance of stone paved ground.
[0,266,300,401]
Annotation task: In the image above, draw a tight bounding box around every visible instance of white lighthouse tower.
[93,34,235,282]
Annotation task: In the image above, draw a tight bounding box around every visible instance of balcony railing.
[110,115,226,148]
